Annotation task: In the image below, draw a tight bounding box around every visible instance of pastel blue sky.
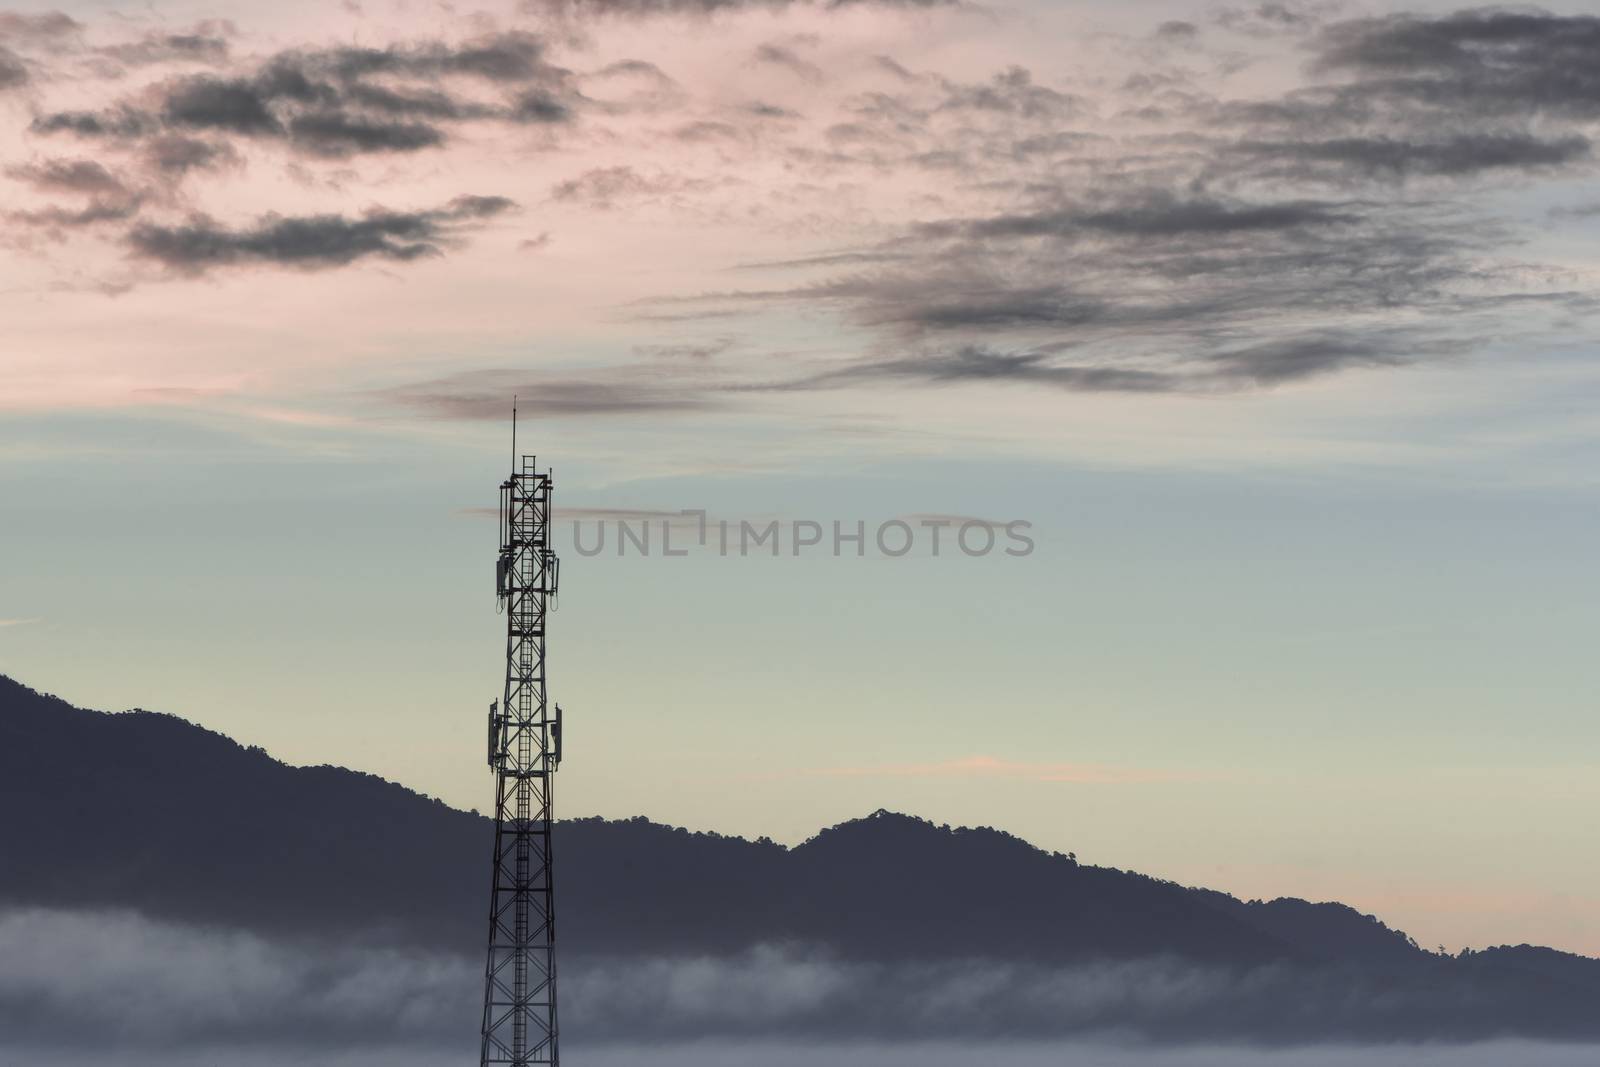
[2,0,1599,955]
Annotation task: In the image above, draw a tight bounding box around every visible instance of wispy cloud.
[375,366,719,419]
[3,0,1600,423]
[127,196,516,273]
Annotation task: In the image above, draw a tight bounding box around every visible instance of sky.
[1,0,1599,957]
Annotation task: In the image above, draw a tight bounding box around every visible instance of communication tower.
[481,450,564,1067]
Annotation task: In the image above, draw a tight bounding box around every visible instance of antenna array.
[480,445,563,1067]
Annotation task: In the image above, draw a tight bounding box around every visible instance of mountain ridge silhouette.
[3,670,1596,1035]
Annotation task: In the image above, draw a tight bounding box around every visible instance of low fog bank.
[578,1044,1600,1067]
[562,950,1600,1043]
[3,908,1598,1051]
[3,1041,1600,1067]
[0,907,477,1045]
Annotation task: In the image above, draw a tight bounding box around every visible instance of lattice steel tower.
[481,452,564,1067]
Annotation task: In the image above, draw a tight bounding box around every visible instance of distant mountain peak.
[3,670,1597,1025]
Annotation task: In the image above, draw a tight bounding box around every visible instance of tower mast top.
[481,423,563,1067]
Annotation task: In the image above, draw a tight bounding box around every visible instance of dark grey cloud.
[30,30,575,162]
[797,345,1176,391]
[286,111,445,157]
[1155,21,1200,42]
[162,76,282,134]
[0,46,26,90]
[634,337,735,360]
[10,197,143,229]
[732,248,911,271]
[671,119,745,143]
[1200,331,1422,387]
[851,280,1109,332]
[5,159,143,230]
[127,195,515,272]
[755,43,822,83]
[378,367,715,418]
[747,101,800,119]
[916,196,1354,241]
[523,0,952,16]
[1198,9,1600,201]
[937,66,1080,120]
[595,58,674,80]
[551,165,708,207]
[1316,9,1599,75]
[7,158,128,196]
[1215,2,1323,37]
[1009,130,1106,158]
[510,89,572,123]
[148,59,477,154]
[874,55,917,81]
[783,64,1096,176]
[664,175,1561,394]
[0,11,79,47]
[322,32,553,82]
[551,165,642,204]
[275,35,576,127]
[1305,10,1600,121]
[6,44,522,280]
[7,1,1595,372]
[100,32,231,67]
[1229,134,1592,181]
[29,106,157,138]
[142,135,238,176]
[652,9,1600,398]
[1550,201,1600,221]
[583,58,682,111]
[343,82,493,120]
[833,192,1449,331]
[782,332,1431,394]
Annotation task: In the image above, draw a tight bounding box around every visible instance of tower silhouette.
[481,453,563,1066]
